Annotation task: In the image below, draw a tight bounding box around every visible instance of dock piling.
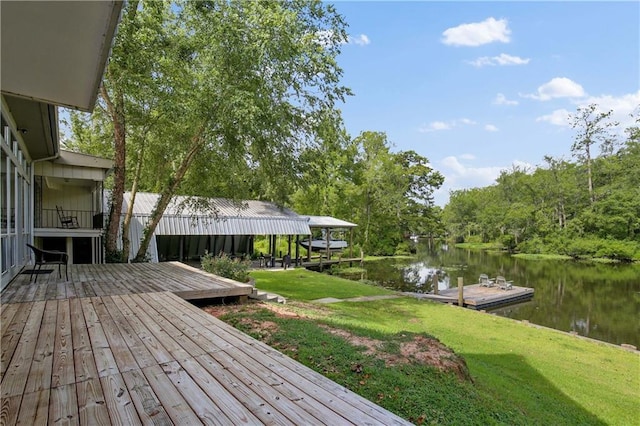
[458,277,464,307]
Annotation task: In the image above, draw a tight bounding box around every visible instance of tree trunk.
[586,142,594,204]
[122,139,146,261]
[102,85,126,261]
[133,127,206,262]
[363,189,371,250]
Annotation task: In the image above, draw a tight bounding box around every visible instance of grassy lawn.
[241,269,639,425]
[455,242,504,250]
[511,253,573,260]
[250,269,395,300]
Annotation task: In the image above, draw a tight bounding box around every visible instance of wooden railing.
[35,209,105,230]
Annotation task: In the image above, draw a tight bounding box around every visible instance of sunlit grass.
[249,269,394,301]
[512,253,573,260]
[250,269,640,425]
[325,298,638,425]
[455,242,504,250]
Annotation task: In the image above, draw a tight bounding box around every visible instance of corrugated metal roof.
[123,192,311,236]
[302,215,358,228]
[125,192,299,218]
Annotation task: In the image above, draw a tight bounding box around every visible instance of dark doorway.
[72,237,92,264]
[42,237,66,253]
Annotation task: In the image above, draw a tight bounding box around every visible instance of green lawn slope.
[249,269,639,425]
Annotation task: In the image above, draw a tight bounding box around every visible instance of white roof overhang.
[302,215,358,229]
[1,1,123,112]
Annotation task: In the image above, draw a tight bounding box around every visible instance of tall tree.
[128,0,350,262]
[72,0,351,261]
[569,104,618,205]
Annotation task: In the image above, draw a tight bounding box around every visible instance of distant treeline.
[443,105,640,261]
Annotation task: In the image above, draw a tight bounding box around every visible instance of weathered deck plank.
[1,301,45,398]
[100,373,144,426]
[24,300,57,394]
[52,299,75,388]
[2,262,253,304]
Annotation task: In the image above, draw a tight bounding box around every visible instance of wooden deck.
[413,283,534,310]
[1,262,254,304]
[0,263,410,425]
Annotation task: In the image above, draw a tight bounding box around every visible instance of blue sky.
[330,1,640,205]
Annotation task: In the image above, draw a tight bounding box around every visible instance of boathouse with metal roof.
[122,192,312,262]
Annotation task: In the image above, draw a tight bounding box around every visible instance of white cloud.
[459,118,477,125]
[348,34,370,46]
[420,121,451,132]
[536,91,640,130]
[580,90,640,129]
[440,156,504,181]
[485,124,499,132]
[493,93,518,106]
[459,153,476,160]
[468,53,530,67]
[442,17,511,47]
[536,109,571,126]
[524,77,586,101]
[419,118,476,133]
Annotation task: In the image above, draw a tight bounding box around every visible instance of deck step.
[250,289,286,304]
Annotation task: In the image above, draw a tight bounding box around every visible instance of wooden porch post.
[325,227,330,260]
[349,228,353,258]
[271,235,276,267]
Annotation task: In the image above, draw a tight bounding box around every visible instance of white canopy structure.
[122,192,312,262]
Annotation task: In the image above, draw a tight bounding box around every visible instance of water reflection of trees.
[401,262,449,293]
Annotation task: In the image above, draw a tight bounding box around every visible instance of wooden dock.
[412,284,534,310]
[0,262,410,425]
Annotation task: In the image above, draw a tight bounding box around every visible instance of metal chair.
[56,206,79,229]
[26,244,69,283]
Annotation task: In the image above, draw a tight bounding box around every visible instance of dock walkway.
[1,262,409,425]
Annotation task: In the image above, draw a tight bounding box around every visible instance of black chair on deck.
[56,206,79,229]
[26,244,69,283]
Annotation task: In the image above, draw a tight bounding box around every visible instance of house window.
[1,121,32,288]
[1,149,7,275]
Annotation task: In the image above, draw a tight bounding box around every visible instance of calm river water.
[339,244,640,347]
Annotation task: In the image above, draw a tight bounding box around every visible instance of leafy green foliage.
[293,131,444,256]
[443,105,640,260]
[201,252,251,282]
[68,0,354,261]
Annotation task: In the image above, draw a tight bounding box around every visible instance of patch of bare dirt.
[319,325,471,381]
[202,301,471,382]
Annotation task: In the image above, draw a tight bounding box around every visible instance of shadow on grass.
[462,352,606,425]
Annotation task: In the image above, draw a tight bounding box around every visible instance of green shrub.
[517,236,545,254]
[565,238,600,258]
[201,252,251,282]
[394,241,412,256]
[499,234,516,252]
[594,240,639,262]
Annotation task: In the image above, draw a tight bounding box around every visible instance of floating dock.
[409,283,534,310]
